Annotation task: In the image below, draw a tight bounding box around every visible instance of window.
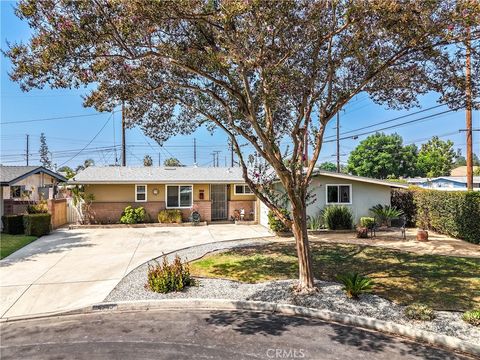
[234,184,253,195]
[326,184,351,204]
[10,186,22,199]
[135,185,147,202]
[166,185,192,208]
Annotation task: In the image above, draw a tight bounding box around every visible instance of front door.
[211,184,228,220]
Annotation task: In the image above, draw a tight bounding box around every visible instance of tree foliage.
[38,133,51,169]
[318,162,337,172]
[7,0,480,290]
[75,158,95,172]
[163,157,181,167]
[417,136,455,177]
[143,154,153,167]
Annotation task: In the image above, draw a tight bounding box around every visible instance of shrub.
[120,206,146,224]
[158,209,183,223]
[415,190,480,244]
[146,254,193,293]
[336,272,373,299]
[404,303,435,321]
[27,200,48,214]
[323,206,353,230]
[359,217,375,229]
[1,215,24,234]
[23,213,51,236]
[369,204,404,227]
[307,214,322,230]
[267,209,291,233]
[391,189,417,227]
[462,310,480,327]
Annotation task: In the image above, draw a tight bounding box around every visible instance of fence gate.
[211,184,227,220]
[66,198,81,224]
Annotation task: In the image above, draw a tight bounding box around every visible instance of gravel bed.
[106,245,479,344]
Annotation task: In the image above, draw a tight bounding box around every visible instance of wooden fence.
[47,199,67,229]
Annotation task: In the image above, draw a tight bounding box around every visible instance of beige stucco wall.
[308,176,391,223]
[229,183,256,201]
[3,173,57,200]
[193,184,210,201]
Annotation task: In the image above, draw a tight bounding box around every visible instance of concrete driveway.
[0,224,271,319]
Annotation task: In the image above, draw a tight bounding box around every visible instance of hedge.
[414,190,480,244]
[23,213,51,237]
[391,189,417,227]
[1,215,24,235]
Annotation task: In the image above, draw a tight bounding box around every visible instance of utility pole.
[213,151,221,167]
[211,152,216,167]
[158,152,161,167]
[336,111,340,173]
[121,101,126,166]
[25,134,29,166]
[465,26,473,190]
[230,143,234,167]
[193,138,197,165]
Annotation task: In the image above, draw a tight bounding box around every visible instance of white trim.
[325,184,352,205]
[135,184,147,202]
[233,184,253,195]
[165,184,193,209]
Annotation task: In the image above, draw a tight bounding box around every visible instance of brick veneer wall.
[228,200,256,221]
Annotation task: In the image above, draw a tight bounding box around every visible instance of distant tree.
[163,157,181,167]
[417,136,455,177]
[143,155,153,167]
[75,159,95,172]
[347,133,418,179]
[318,162,337,172]
[474,167,480,176]
[474,153,480,166]
[39,133,52,169]
[454,148,467,166]
[57,165,75,179]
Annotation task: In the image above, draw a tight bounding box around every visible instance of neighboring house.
[406,176,480,190]
[69,166,256,223]
[0,166,67,228]
[258,170,407,228]
[450,166,479,177]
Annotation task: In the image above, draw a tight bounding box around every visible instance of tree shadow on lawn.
[204,311,466,359]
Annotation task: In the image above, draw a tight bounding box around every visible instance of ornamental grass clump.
[462,310,480,327]
[336,272,373,299]
[404,303,435,321]
[323,206,353,230]
[146,254,193,293]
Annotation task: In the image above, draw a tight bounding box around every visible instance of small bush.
[462,310,480,327]
[404,303,435,321]
[336,272,373,299]
[146,254,193,293]
[1,215,24,234]
[23,213,51,236]
[120,206,146,224]
[267,209,291,233]
[359,217,375,229]
[158,209,183,223]
[323,206,353,230]
[307,214,322,230]
[27,200,48,214]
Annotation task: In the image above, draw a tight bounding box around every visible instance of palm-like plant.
[369,204,404,227]
[336,272,374,299]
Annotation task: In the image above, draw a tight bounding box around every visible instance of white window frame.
[165,184,193,209]
[325,184,352,205]
[234,184,253,195]
[135,184,148,202]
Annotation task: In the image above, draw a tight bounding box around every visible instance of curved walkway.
[0,309,470,360]
[0,224,272,319]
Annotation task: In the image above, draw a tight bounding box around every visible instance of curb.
[1,299,478,357]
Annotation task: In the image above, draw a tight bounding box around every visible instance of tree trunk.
[290,196,315,291]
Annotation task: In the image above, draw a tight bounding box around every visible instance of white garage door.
[259,200,270,228]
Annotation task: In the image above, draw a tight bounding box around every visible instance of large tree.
[417,136,456,177]
[7,0,480,290]
[39,132,52,169]
[347,133,418,179]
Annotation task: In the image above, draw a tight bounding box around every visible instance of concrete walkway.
[0,224,272,319]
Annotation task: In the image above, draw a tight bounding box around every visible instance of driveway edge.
[1,298,478,357]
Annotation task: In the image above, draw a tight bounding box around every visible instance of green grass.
[0,234,38,259]
[191,242,480,311]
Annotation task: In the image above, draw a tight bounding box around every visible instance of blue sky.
[1,1,478,170]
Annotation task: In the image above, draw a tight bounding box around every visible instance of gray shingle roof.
[70,166,246,184]
[0,165,67,185]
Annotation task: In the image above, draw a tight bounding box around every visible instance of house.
[406,176,480,190]
[257,170,408,228]
[69,166,256,223]
[0,165,67,228]
[450,166,479,176]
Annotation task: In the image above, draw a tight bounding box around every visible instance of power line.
[1,112,117,125]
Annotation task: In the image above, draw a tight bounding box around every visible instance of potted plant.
[416,208,429,241]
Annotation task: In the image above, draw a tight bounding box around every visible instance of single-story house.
[257,170,408,228]
[69,166,256,223]
[0,165,67,228]
[450,166,480,177]
[406,176,480,190]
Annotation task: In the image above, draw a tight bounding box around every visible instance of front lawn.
[190,242,480,311]
[0,234,38,259]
